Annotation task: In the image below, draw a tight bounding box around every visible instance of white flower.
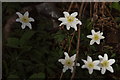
[81,56,100,74]
[58,52,80,73]
[58,11,82,31]
[98,54,115,74]
[16,11,34,29]
[87,29,105,45]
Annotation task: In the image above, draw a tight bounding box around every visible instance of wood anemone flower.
[87,29,105,45]
[58,52,80,73]
[81,56,100,74]
[98,54,115,74]
[16,11,34,29]
[58,11,82,31]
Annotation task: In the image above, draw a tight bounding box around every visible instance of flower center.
[87,62,94,68]
[67,16,75,23]
[93,34,99,40]
[21,16,29,23]
[65,59,73,67]
[101,60,109,67]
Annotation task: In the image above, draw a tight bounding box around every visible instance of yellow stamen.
[67,16,75,23]
[87,62,94,68]
[101,60,109,67]
[93,34,99,40]
[65,59,73,67]
[21,16,29,23]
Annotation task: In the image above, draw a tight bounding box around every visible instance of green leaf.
[7,74,20,79]
[83,18,93,30]
[7,38,19,48]
[21,46,32,53]
[90,45,97,51]
[29,72,45,79]
[110,2,120,11]
[53,31,66,43]
[20,30,35,46]
[111,53,116,58]
[115,17,120,22]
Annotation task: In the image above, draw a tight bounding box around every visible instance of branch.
[59,2,74,80]
[68,31,75,53]
[70,2,84,80]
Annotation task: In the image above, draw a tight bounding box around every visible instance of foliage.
[2,2,120,80]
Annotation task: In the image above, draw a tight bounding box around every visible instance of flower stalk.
[70,2,84,80]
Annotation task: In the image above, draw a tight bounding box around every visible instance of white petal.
[108,59,115,65]
[107,66,114,73]
[95,40,100,45]
[87,35,93,38]
[73,25,77,31]
[104,54,108,60]
[77,20,82,25]
[71,54,76,61]
[26,23,32,29]
[97,31,100,34]
[24,11,29,17]
[82,59,87,64]
[21,24,26,29]
[100,36,105,39]
[100,32,103,35]
[93,60,100,65]
[59,22,65,26]
[87,56,92,62]
[66,25,71,30]
[94,66,100,70]
[63,11,69,17]
[58,17,66,21]
[16,18,20,22]
[91,29,96,35]
[74,18,82,25]
[90,40,95,45]
[16,12,23,18]
[71,63,74,66]
[71,12,78,17]
[98,55,103,60]
[58,59,65,64]
[29,17,34,22]
[63,66,68,73]
[101,67,106,74]
[76,63,80,66]
[70,67,74,73]
[98,55,103,62]
[88,68,93,74]
[81,65,86,68]
[64,52,69,59]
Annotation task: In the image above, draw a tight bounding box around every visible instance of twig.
[93,2,98,29]
[83,2,88,17]
[101,2,105,32]
[105,4,117,26]
[59,72,63,80]
[70,2,84,80]
[90,2,92,18]
[59,2,74,80]
[68,31,75,53]
[67,2,79,54]
[101,2,105,17]
[68,2,74,12]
